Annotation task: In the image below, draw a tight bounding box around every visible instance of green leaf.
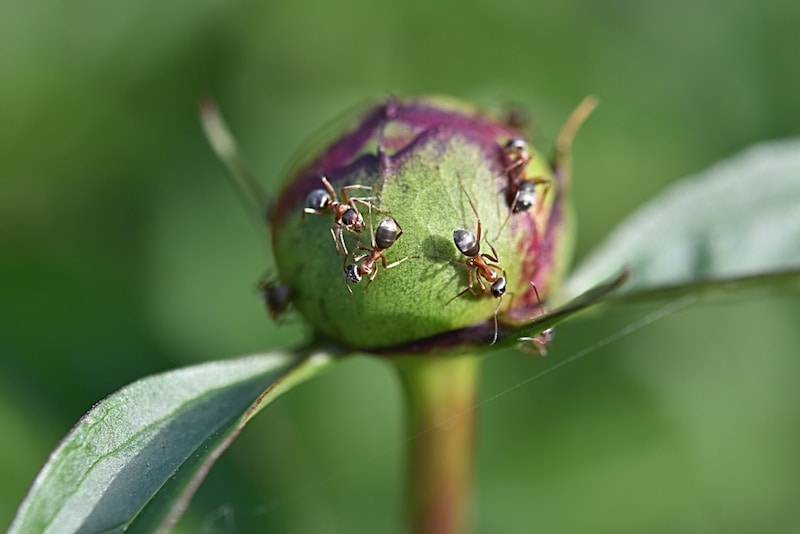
[565,139,800,302]
[9,351,334,534]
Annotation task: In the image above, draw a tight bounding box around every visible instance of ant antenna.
[199,98,270,228]
[529,281,546,316]
[491,298,503,345]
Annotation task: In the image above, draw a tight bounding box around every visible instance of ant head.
[306,188,331,211]
[490,276,506,298]
[513,180,537,213]
[375,218,401,249]
[344,264,362,283]
[504,137,528,156]
[341,207,364,231]
[453,229,480,257]
[260,280,292,320]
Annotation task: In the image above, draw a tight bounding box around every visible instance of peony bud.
[270,96,590,351]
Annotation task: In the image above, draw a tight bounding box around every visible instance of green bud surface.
[271,96,575,351]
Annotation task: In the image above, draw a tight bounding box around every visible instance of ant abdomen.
[305,188,332,212]
[453,229,480,257]
[375,217,402,249]
[512,180,537,213]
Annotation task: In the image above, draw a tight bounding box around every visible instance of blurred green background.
[2,0,800,532]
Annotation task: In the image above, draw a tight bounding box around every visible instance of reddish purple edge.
[271,96,566,352]
[270,97,530,226]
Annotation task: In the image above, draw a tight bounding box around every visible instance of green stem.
[392,353,481,534]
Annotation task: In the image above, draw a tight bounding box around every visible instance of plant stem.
[393,353,481,534]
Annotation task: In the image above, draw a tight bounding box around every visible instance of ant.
[518,328,554,356]
[343,215,412,294]
[515,281,554,356]
[495,97,598,237]
[258,278,292,321]
[303,176,377,256]
[446,182,509,345]
[500,137,552,215]
[501,137,530,182]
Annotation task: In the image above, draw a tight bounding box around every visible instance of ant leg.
[472,270,487,295]
[320,176,339,202]
[343,270,354,296]
[495,175,552,240]
[363,256,384,292]
[514,281,553,354]
[364,268,379,291]
[494,210,513,241]
[366,201,377,248]
[367,253,418,293]
[382,254,415,270]
[351,197,388,218]
[482,261,504,276]
[363,251,417,293]
[445,285,474,306]
[446,269,477,306]
[516,330,553,356]
[482,240,501,263]
[340,183,374,204]
[504,158,527,182]
[331,226,349,256]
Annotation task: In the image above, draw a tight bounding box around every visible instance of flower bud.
[271,96,577,351]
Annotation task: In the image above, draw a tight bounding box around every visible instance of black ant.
[495,97,598,238]
[258,278,292,321]
[516,281,554,356]
[303,176,376,256]
[500,137,552,215]
[343,216,412,294]
[501,137,530,182]
[446,183,509,345]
